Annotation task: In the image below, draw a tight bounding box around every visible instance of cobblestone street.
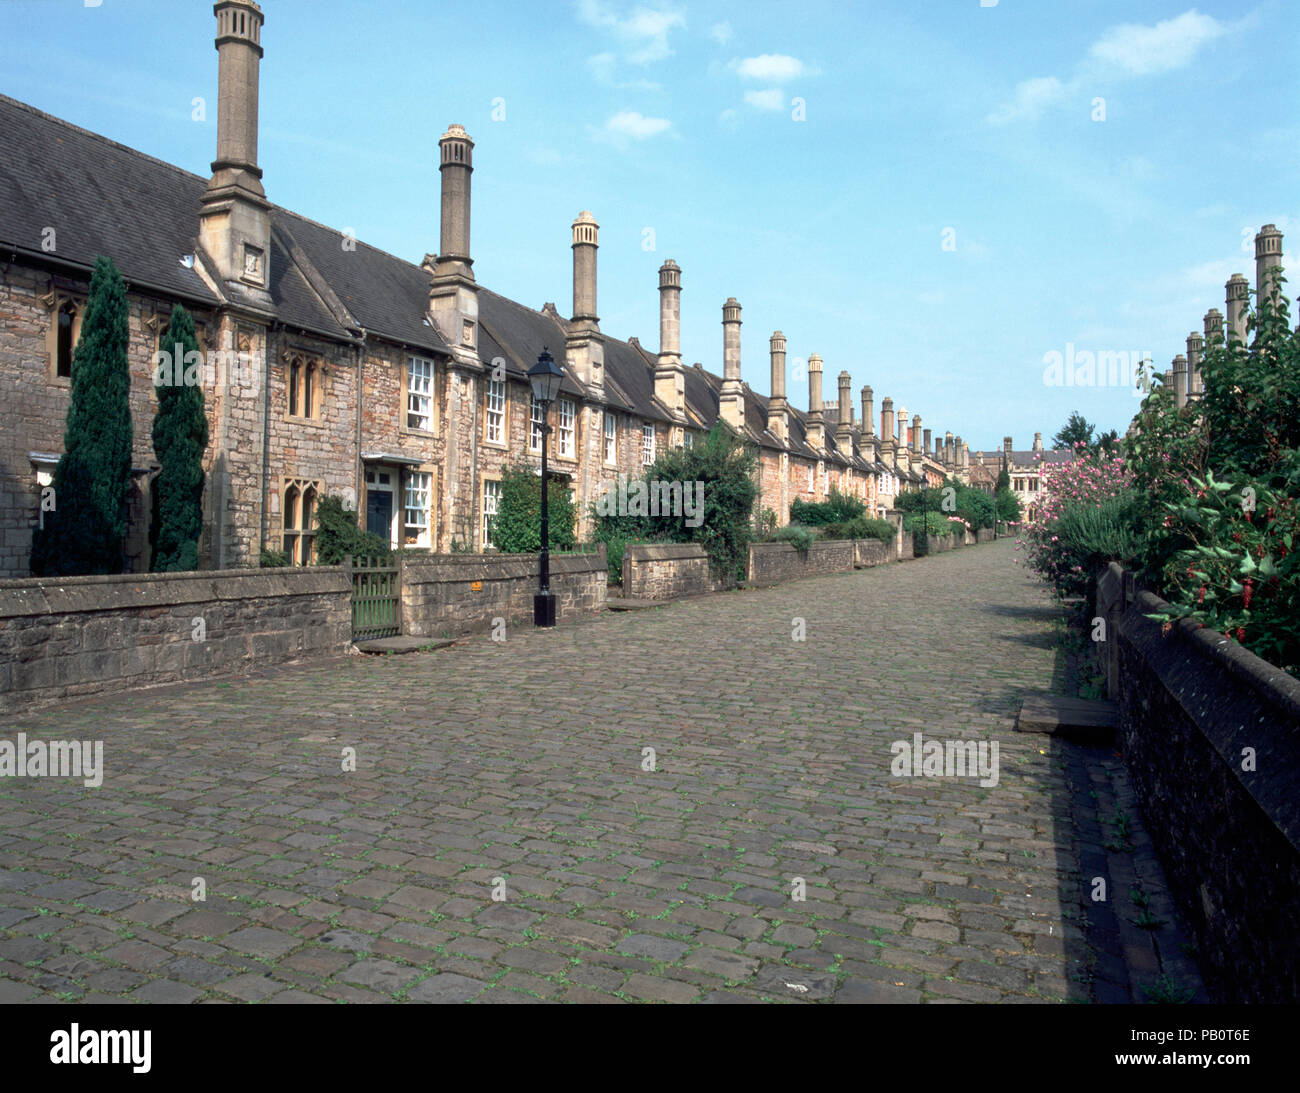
[0,541,1202,1003]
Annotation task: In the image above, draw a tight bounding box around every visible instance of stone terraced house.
[0,0,973,578]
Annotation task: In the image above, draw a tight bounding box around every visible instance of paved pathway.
[0,541,1203,1003]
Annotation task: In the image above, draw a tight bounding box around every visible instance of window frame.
[641,423,656,466]
[484,377,507,447]
[405,355,435,434]
[280,477,321,565]
[529,396,545,454]
[482,476,502,549]
[557,398,576,459]
[403,469,433,548]
[603,411,617,465]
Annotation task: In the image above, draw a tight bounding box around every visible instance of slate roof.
[0,92,939,474]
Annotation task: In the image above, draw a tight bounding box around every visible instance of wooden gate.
[348,554,400,640]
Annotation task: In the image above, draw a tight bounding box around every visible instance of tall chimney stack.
[1256,224,1284,317]
[806,353,825,450]
[923,427,932,456]
[836,371,853,445]
[428,124,480,357]
[911,414,922,453]
[564,212,604,392]
[654,259,685,414]
[767,331,788,443]
[1204,308,1224,345]
[881,397,895,461]
[861,386,874,438]
[572,211,598,323]
[719,298,745,431]
[198,0,271,303]
[1226,274,1249,348]
[1186,331,1204,398]
[1032,431,1042,452]
[1172,354,1188,408]
[945,431,955,468]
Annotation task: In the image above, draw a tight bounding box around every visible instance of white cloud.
[735,53,805,81]
[577,0,685,64]
[710,21,732,45]
[743,88,784,111]
[986,76,1067,125]
[1088,10,1227,76]
[593,110,672,145]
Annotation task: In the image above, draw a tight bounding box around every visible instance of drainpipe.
[355,328,366,522]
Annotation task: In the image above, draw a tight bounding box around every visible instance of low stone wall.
[1102,570,1300,1003]
[977,528,994,543]
[0,568,352,713]
[854,539,892,568]
[622,543,717,600]
[748,539,856,585]
[401,548,606,637]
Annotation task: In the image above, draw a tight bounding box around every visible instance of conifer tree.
[30,255,134,576]
[151,303,208,571]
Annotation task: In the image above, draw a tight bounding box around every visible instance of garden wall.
[621,543,718,600]
[747,539,856,585]
[977,528,994,543]
[1100,567,1300,1003]
[0,568,352,713]
[854,539,892,568]
[400,548,606,637]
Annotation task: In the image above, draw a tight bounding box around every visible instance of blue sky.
[2,0,1297,452]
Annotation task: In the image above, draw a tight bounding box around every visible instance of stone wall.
[977,528,994,543]
[0,567,351,713]
[748,539,856,585]
[622,543,716,600]
[854,538,892,568]
[1101,571,1300,1004]
[400,548,606,637]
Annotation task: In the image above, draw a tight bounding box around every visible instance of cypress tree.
[150,304,208,571]
[30,255,134,576]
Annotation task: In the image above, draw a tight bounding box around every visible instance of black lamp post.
[528,347,565,628]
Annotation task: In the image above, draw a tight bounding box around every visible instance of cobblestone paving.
[0,541,1206,1003]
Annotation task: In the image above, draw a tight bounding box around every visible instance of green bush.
[590,425,759,584]
[314,495,390,564]
[818,516,896,541]
[259,548,289,567]
[1029,491,1147,601]
[768,524,815,552]
[790,487,866,526]
[491,465,577,554]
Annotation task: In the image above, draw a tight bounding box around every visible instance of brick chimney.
[1226,274,1249,348]
[198,0,271,308]
[767,331,788,443]
[428,124,480,362]
[719,298,745,431]
[654,259,684,415]
[1256,224,1284,316]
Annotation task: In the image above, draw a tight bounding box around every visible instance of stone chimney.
[911,414,922,453]
[428,124,480,361]
[654,259,684,414]
[767,331,788,443]
[1204,308,1224,345]
[860,386,874,439]
[806,353,825,451]
[1172,354,1188,408]
[961,442,969,476]
[198,0,272,308]
[880,397,894,462]
[1226,274,1250,347]
[836,371,853,446]
[1003,435,1013,457]
[1186,331,1204,397]
[565,212,604,393]
[923,427,932,456]
[718,298,745,431]
[1256,224,1284,315]
[945,431,955,468]
[1032,432,1042,452]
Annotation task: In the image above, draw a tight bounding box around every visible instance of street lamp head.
[529,346,565,405]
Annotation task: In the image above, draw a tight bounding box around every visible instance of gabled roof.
[0,92,449,354]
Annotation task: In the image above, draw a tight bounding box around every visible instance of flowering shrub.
[1017,447,1142,600]
[1125,272,1300,675]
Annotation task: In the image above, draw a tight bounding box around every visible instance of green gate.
[348,554,400,640]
